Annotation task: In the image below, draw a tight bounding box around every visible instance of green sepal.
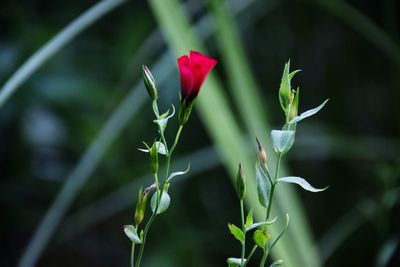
[253,230,270,250]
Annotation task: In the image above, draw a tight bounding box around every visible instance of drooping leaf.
[255,160,271,207]
[277,176,328,192]
[246,217,278,231]
[245,209,253,229]
[227,257,247,267]
[138,141,167,155]
[123,225,141,244]
[150,191,171,214]
[166,163,190,183]
[254,230,270,250]
[228,223,245,244]
[271,130,295,154]
[289,99,329,124]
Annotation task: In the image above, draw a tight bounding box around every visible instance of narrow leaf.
[246,217,278,231]
[228,223,245,244]
[270,214,290,250]
[166,163,190,183]
[289,99,329,124]
[150,191,171,214]
[277,176,328,192]
[255,160,271,207]
[270,260,284,266]
[123,225,141,244]
[245,209,253,229]
[271,130,295,154]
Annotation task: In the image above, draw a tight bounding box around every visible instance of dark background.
[0,0,399,266]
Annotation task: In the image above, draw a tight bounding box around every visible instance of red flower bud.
[177,51,217,103]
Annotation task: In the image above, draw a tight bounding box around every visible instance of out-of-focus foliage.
[0,0,399,267]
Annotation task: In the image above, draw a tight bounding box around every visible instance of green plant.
[227,61,329,267]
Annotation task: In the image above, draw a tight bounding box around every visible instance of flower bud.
[236,164,246,200]
[134,187,150,226]
[142,65,158,100]
[149,142,159,173]
[256,137,267,163]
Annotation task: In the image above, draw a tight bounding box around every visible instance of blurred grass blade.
[209,0,320,265]
[149,0,320,266]
[0,0,128,108]
[310,0,400,67]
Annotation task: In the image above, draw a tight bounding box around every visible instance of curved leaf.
[150,191,170,214]
[277,176,328,192]
[166,163,190,183]
[123,225,141,244]
[289,99,329,124]
[271,130,295,154]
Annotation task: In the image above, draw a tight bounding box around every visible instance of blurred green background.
[1,0,399,266]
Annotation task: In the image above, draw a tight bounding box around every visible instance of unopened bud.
[288,88,299,121]
[149,142,159,173]
[134,187,150,226]
[236,164,246,200]
[256,137,267,163]
[142,65,158,100]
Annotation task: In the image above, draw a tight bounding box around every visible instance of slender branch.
[242,245,257,267]
[240,200,246,266]
[130,241,135,267]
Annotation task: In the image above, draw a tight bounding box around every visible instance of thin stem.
[240,200,246,266]
[259,253,268,267]
[134,125,184,267]
[242,245,257,267]
[130,242,135,267]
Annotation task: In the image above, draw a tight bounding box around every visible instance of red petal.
[188,51,217,98]
[178,62,194,100]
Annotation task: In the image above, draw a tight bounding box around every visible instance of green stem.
[130,242,135,267]
[134,125,184,267]
[242,245,257,267]
[240,200,246,266]
[260,153,282,267]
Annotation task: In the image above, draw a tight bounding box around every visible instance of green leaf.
[228,223,245,244]
[166,163,190,183]
[289,99,329,124]
[123,225,141,244]
[270,260,284,266]
[289,70,301,80]
[255,160,271,207]
[138,141,167,155]
[277,177,328,192]
[150,191,170,214]
[154,104,175,131]
[246,217,278,231]
[227,257,247,267]
[245,209,253,229]
[254,230,270,249]
[271,130,295,154]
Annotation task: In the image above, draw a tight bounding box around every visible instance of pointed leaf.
[289,70,301,80]
[166,163,190,183]
[246,217,278,231]
[277,176,328,192]
[228,223,245,244]
[255,160,271,207]
[270,260,284,266]
[138,141,167,155]
[150,191,171,214]
[271,130,295,154]
[289,99,329,124]
[270,214,290,250]
[123,225,141,244]
[245,209,253,229]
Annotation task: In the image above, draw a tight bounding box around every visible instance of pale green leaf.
[246,217,278,231]
[228,223,245,244]
[254,230,270,249]
[150,191,170,214]
[271,130,295,154]
[245,209,253,229]
[277,177,328,192]
[289,99,329,124]
[138,141,167,155]
[166,163,190,183]
[123,225,141,244]
[255,160,271,207]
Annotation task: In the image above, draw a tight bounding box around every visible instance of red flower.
[177,51,217,103]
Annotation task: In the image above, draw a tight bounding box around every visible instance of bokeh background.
[1,0,399,266]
